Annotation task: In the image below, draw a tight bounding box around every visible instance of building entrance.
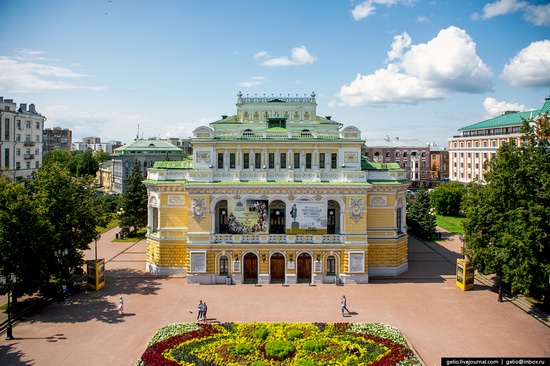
[297,253,312,283]
[270,253,285,283]
[243,253,258,284]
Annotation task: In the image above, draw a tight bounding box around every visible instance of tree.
[93,149,112,164]
[430,181,466,216]
[462,117,550,300]
[406,187,436,239]
[73,150,99,177]
[121,159,148,236]
[30,162,108,280]
[0,177,48,302]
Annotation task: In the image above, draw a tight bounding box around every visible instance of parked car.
[406,190,416,199]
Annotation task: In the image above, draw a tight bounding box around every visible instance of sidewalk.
[0,228,549,366]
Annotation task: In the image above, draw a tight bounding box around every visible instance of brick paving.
[0,228,549,366]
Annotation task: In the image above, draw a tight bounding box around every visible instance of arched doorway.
[270,253,285,283]
[297,253,312,283]
[243,253,258,284]
[269,200,286,234]
[327,200,340,234]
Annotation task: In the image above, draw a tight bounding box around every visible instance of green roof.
[153,159,193,169]
[361,156,401,170]
[459,97,550,131]
[113,139,182,154]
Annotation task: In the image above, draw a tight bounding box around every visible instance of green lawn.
[436,214,465,234]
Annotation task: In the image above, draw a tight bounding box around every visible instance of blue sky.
[0,0,549,147]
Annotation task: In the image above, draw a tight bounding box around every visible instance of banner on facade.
[286,201,327,234]
[228,200,268,234]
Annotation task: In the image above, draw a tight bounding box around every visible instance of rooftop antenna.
[137,124,140,140]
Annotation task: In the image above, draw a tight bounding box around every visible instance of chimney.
[325,116,331,120]
[20,103,27,111]
[29,104,36,113]
[221,115,228,119]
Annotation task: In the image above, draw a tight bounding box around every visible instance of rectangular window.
[4,119,9,140]
[268,153,274,169]
[4,148,9,167]
[36,121,40,129]
[319,153,325,169]
[243,153,249,169]
[255,153,261,169]
[217,153,224,169]
[16,134,21,142]
[280,153,287,169]
[17,120,21,129]
[25,121,31,128]
[16,148,20,156]
[229,153,235,169]
[294,152,300,169]
[305,153,312,169]
[331,153,337,169]
[35,135,40,142]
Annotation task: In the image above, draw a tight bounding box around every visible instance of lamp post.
[1,273,17,340]
[117,208,125,238]
[495,251,503,302]
[94,233,101,261]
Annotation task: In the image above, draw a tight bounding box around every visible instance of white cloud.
[523,3,550,27]
[238,76,267,88]
[400,26,493,93]
[501,40,550,87]
[0,55,103,93]
[351,0,412,21]
[260,46,316,67]
[480,0,527,19]
[416,15,430,23]
[334,26,493,107]
[254,51,270,59]
[483,97,527,119]
[472,0,549,27]
[334,64,445,106]
[351,1,377,20]
[387,32,411,61]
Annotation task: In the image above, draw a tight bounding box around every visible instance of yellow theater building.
[143,93,409,284]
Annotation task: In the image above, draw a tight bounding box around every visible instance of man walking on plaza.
[341,295,351,317]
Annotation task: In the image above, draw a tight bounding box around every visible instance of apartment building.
[0,97,46,180]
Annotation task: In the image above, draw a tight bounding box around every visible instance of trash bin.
[226,276,232,285]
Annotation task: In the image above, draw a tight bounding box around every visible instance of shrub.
[264,340,294,358]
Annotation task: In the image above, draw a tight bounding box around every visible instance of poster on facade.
[228,200,268,234]
[286,201,327,234]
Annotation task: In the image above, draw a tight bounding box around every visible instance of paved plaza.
[0,227,549,365]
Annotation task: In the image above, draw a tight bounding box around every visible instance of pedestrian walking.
[118,295,124,315]
[196,300,203,322]
[341,295,351,317]
[202,302,208,323]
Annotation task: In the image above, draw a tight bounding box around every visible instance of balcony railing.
[212,234,342,244]
[23,154,34,159]
[24,141,35,146]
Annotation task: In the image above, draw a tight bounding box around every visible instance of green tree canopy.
[29,162,108,280]
[430,181,466,216]
[406,187,436,239]
[121,159,148,236]
[462,117,550,299]
[0,177,48,298]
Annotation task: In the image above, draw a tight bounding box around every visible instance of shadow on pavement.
[0,344,33,365]
[26,268,161,325]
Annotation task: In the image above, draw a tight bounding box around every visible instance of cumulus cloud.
[238,76,267,88]
[260,46,316,66]
[0,53,103,93]
[501,40,550,87]
[254,51,270,59]
[472,0,550,26]
[334,26,493,107]
[483,97,528,119]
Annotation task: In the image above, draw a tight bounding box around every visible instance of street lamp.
[117,208,125,238]
[94,233,101,261]
[1,273,17,340]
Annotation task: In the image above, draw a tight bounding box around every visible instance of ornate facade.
[144,93,410,285]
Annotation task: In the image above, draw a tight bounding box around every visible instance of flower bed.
[138,322,421,366]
